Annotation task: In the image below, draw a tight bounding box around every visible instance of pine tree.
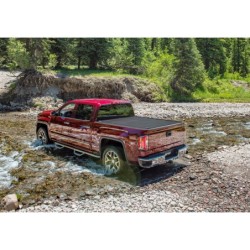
[75,38,112,69]
[231,38,249,77]
[107,38,133,71]
[126,38,145,73]
[0,38,8,67]
[160,38,175,54]
[171,38,205,97]
[51,38,74,69]
[196,38,227,78]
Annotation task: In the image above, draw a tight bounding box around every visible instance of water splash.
[244,122,250,130]
[0,153,20,188]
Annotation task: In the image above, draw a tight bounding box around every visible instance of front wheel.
[102,146,125,175]
[37,127,50,145]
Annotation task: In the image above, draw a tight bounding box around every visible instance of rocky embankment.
[0,70,164,108]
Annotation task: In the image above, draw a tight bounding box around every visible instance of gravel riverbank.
[133,102,250,119]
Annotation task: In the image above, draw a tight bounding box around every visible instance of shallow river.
[0,114,250,204]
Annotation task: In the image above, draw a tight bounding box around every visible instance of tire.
[37,127,50,145]
[102,146,125,175]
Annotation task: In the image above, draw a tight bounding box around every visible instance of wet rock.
[184,154,193,160]
[2,194,19,211]
[59,193,67,200]
[189,175,197,181]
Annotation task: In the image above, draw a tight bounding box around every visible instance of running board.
[55,142,100,159]
[74,150,84,157]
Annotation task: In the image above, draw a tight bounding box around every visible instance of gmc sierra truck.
[36,98,187,174]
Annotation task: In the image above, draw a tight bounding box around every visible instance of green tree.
[107,38,133,71]
[171,38,205,97]
[7,38,30,70]
[76,38,112,69]
[196,38,227,78]
[0,38,8,67]
[75,38,84,69]
[231,38,250,76]
[51,38,74,69]
[143,51,174,94]
[126,38,145,73]
[6,38,57,70]
[160,38,175,54]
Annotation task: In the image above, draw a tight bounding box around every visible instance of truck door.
[49,102,76,142]
[65,104,94,152]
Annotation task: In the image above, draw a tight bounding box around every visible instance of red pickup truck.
[36,98,187,175]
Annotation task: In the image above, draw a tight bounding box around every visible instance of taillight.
[138,135,148,150]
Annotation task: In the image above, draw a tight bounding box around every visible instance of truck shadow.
[39,145,188,187]
[117,161,188,186]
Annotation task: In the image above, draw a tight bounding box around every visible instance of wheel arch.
[100,137,128,162]
[36,122,48,132]
[36,122,51,140]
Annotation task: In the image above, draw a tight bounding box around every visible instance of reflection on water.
[186,117,250,155]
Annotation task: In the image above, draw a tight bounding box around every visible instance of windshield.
[97,103,134,121]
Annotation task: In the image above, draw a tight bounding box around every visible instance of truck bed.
[98,116,182,130]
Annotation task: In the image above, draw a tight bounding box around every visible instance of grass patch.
[193,78,250,102]
[39,66,133,78]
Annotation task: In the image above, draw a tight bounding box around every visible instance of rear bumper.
[138,144,187,168]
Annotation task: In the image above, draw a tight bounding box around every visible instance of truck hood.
[38,110,55,117]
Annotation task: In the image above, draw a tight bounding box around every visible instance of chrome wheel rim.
[37,129,47,144]
[104,150,120,174]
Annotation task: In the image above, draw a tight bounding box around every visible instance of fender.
[100,136,128,163]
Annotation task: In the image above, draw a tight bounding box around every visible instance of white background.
[0,1,249,249]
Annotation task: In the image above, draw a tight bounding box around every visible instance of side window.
[75,104,93,120]
[59,103,76,118]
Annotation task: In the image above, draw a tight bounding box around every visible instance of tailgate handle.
[166,131,172,137]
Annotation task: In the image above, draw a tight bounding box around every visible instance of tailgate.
[147,126,185,151]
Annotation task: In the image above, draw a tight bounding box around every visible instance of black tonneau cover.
[98,116,182,130]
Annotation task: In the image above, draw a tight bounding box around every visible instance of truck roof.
[68,98,131,107]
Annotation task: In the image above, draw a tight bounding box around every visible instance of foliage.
[75,38,113,69]
[126,38,145,74]
[7,38,30,70]
[0,38,8,67]
[1,38,250,102]
[231,38,250,77]
[196,38,227,78]
[193,78,250,102]
[142,50,174,95]
[170,38,206,97]
[107,38,133,72]
[50,38,75,69]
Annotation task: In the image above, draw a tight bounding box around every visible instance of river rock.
[2,194,19,211]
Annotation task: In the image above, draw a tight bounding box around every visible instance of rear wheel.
[102,146,125,175]
[37,127,50,145]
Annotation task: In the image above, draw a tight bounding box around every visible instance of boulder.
[2,194,19,211]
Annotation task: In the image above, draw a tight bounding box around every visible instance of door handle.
[80,125,90,129]
[64,122,70,125]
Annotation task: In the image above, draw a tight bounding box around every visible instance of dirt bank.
[0,70,165,106]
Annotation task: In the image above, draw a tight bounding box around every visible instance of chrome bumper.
[138,145,187,168]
